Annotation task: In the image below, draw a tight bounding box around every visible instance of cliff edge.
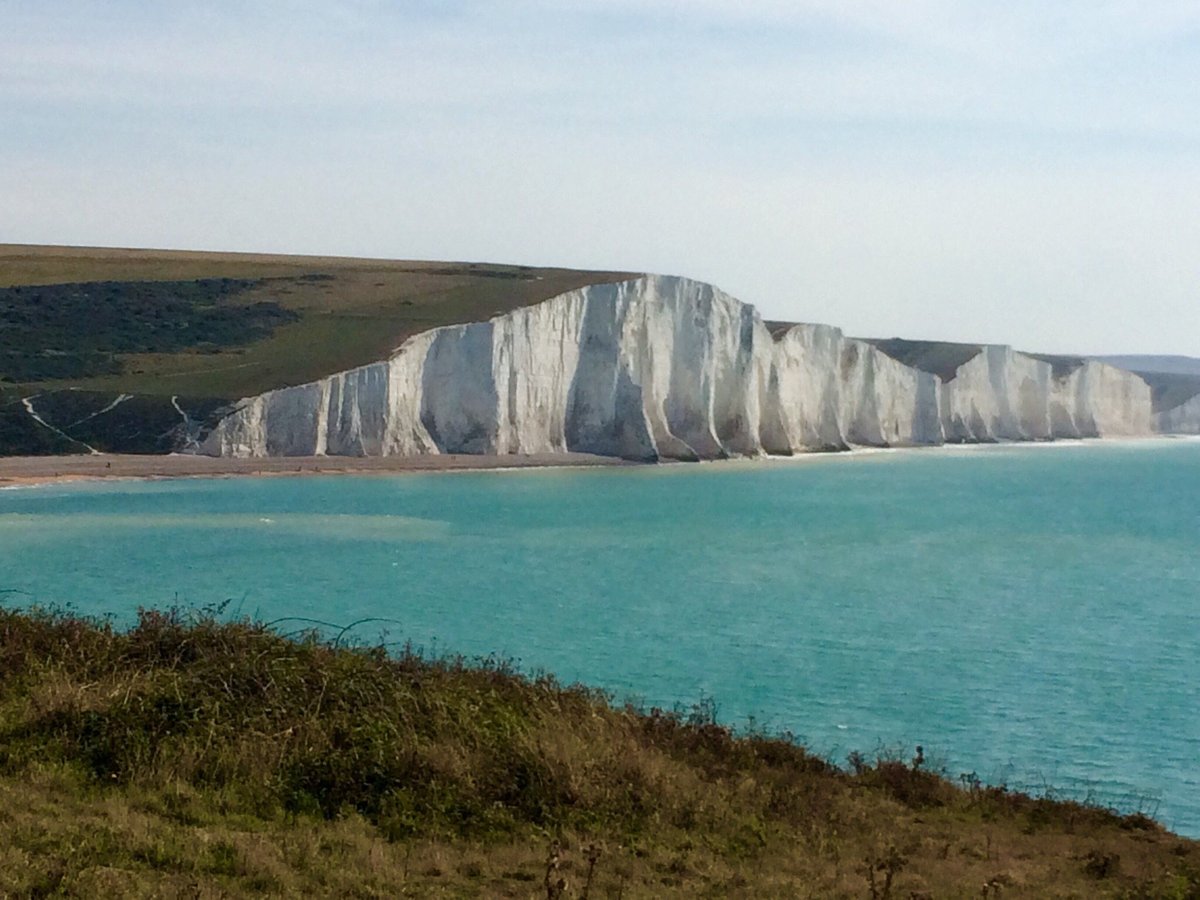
[203,276,1155,460]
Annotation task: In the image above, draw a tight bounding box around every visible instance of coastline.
[0,435,1191,489]
[0,451,634,489]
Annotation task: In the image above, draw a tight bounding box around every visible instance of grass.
[0,245,635,400]
[1136,371,1200,414]
[864,338,986,383]
[0,387,77,455]
[0,244,635,454]
[0,278,296,383]
[1026,352,1089,379]
[0,606,1197,897]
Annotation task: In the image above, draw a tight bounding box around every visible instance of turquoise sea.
[2,439,1198,835]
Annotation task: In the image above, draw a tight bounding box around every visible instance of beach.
[4,437,1189,489]
[0,451,631,488]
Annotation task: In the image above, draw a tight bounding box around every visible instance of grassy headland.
[0,245,633,399]
[0,245,634,454]
[0,606,1196,898]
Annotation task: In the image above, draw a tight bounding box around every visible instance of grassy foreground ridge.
[0,607,1197,898]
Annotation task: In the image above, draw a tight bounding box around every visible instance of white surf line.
[20,396,101,455]
[67,392,133,428]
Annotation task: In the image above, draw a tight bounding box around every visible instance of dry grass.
[0,605,1197,898]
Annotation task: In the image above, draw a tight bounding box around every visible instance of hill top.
[0,244,633,400]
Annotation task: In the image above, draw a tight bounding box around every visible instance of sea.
[2,438,1198,835]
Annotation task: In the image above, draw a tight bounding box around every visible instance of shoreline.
[0,434,1192,489]
[0,451,635,489]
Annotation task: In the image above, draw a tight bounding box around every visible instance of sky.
[2,1,1198,355]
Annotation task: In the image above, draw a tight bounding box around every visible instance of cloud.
[1,1,1198,353]
[4,1,1197,147]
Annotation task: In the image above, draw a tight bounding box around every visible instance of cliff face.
[935,350,1152,442]
[1157,395,1200,434]
[1138,370,1200,435]
[1067,361,1155,437]
[202,276,1154,460]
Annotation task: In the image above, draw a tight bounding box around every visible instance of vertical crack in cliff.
[200,276,1158,458]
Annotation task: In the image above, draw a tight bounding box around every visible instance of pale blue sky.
[3,1,1198,354]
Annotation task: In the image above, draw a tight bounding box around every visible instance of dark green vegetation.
[1,245,632,399]
[1,607,1197,897]
[0,278,296,383]
[0,388,229,455]
[865,338,984,382]
[0,244,633,454]
[1088,356,1200,413]
[0,387,75,455]
[1094,356,1200,378]
[1026,352,1088,379]
[1132,371,1200,413]
[869,341,1094,383]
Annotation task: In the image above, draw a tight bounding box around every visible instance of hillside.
[865,338,1093,383]
[1094,355,1200,377]
[0,605,1197,898]
[4,247,1193,455]
[863,338,985,382]
[0,245,632,454]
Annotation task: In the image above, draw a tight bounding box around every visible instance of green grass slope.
[0,606,1196,898]
[864,338,985,382]
[1126,371,1200,414]
[0,245,634,454]
[0,245,634,399]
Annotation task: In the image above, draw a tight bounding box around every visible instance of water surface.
[3,439,1198,833]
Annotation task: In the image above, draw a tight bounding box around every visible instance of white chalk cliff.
[939,349,1152,442]
[201,276,1155,460]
